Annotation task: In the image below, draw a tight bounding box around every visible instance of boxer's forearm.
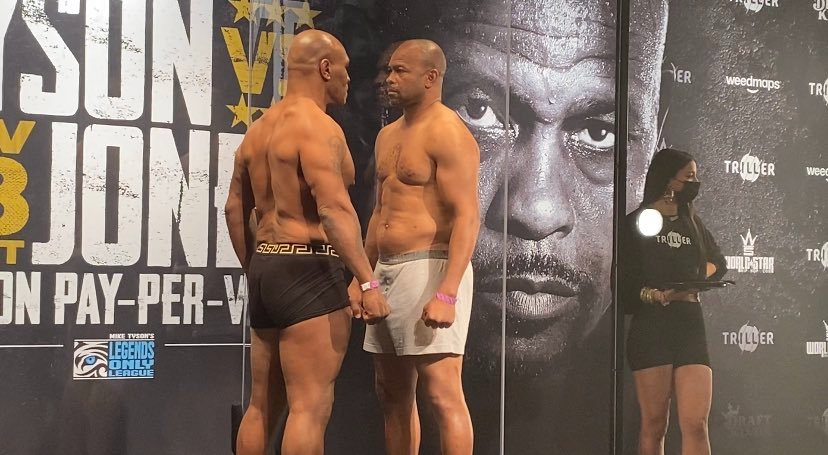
[438,213,479,297]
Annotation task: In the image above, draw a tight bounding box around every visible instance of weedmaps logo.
[725,75,782,93]
[805,321,828,358]
[805,165,828,183]
[815,0,828,21]
[805,242,828,270]
[724,153,775,182]
[723,322,774,352]
[73,333,155,380]
[729,0,780,13]
[726,230,775,273]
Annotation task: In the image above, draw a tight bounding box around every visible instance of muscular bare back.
[374,102,479,256]
[237,97,355,245]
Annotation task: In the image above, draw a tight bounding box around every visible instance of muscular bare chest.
[377,129,433,186]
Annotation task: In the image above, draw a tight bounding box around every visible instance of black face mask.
[676,180,701,203]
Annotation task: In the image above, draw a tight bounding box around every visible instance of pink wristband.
[435,292,457,305]
[360,280,379,292]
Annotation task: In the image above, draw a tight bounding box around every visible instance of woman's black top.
[618,208,728,314]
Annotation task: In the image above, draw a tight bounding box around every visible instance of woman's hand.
[656,289,700,305]
[705,262,716,278]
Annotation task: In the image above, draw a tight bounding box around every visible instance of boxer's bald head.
[285,29,350,106]
[395,39,447,78]
[385,39,447,107]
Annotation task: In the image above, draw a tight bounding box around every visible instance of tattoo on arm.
[328,136,344,176]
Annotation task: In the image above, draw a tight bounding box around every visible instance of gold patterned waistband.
[255,243,339,257]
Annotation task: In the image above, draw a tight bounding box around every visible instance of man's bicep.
[227,149,247,204]
[435,129,480,210]
[299,134,348,208]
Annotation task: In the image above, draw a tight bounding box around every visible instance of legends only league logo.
[73,335,156,380]
[724,152,776,182]
[73,341,109,379]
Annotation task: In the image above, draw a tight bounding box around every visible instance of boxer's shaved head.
[287,29,348,76]
[395,39,447,77]
[285,29,351,106]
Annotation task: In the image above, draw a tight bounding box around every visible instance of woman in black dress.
[620,148,728,455]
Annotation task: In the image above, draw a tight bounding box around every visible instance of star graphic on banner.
[229,0,256,23]
[255,0,283,25]
[289,2,321,28]
[226,95,262,127]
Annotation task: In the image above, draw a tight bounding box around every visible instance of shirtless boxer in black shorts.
[224,29,390,455]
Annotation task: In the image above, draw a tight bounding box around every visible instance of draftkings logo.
[73,333,156,380]
[656,231,691,249]
[805,242,828,270]
[815,0,828,21]
[805,321,828,358]
[724,153,775,182]
[808,78,828,105]
[722,403,772,438]
[728,0,780,12]
[725,75,782,93]
[726,230,775,273]
[723,322,774,353]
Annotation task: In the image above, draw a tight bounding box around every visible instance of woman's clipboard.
[661,280,736,291]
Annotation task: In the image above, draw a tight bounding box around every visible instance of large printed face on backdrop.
[378,0,669,373]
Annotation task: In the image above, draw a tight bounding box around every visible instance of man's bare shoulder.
[431,104,473,134]
[376,118,402,148]
[266,97,335,132]
[426,104,479,155]
[379,118,403,136]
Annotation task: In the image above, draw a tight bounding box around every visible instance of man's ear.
[320,59,332,81]
[424,68,439,89]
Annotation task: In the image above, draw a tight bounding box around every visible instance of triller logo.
[808,77,828,105]
[667,62,693,84]
[730,0,780,13]
[724,153,775,182]
[722,322,774,353]
[805,242,828,270]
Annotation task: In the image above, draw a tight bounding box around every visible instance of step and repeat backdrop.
[624,1,828,454]
[0,1,824,454]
